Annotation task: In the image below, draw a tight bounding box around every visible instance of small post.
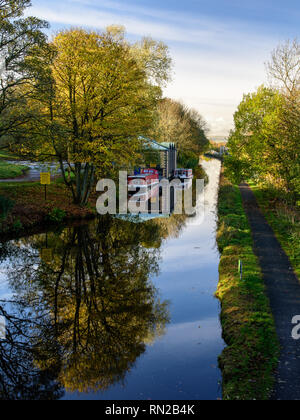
[238,260,243,281]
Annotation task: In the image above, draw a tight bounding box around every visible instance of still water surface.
[0,159,223,400]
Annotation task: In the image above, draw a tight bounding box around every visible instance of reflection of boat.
[174,169,193,181]
[129,184,159,203]
[128,169,159,191]
[175,179,193,190]
[114,213,170,223]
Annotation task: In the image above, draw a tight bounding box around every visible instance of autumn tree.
[150,98,209,165]
[131,36,172,86]
[0,0,48,148]
[18,27,171,206]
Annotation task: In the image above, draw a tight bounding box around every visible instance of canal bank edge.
[0,181,97,241]
[216,170,279,400]
[0,163,208,240]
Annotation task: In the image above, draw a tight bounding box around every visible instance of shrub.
[47,208,66,223]
[177,151,199,170]
[12,218,23,232]
[0,195,14,220]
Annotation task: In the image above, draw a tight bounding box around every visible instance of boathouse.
[140,137,177,179]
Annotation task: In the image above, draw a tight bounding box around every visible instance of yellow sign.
[40,172,51,185]
[40,248,53,263]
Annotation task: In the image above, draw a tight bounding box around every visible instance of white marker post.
[238,260,243,281]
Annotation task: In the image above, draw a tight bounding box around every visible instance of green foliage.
[194,165,209,185]
[177,151,199,170]
[0,151,19,160]
[223,155,253,185]
[0,194,14,220]
[227,84,299,203]
[140,148,161,168]
[216,173,279,400]
[12,218,23,232]
[47,208,66,223]
[0,161,29,179]
[0,0,48,147]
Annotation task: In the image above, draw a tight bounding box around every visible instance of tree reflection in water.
[0,214,186,398]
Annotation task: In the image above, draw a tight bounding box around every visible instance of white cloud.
[28,0,279,136]
[28,3,214,43]
[163,46,269,136]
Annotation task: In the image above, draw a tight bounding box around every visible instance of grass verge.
[0,150,20,160]
[0,160,29,179]
[250,184,300,279]
[216,171,279,400]
[195,164,209,185]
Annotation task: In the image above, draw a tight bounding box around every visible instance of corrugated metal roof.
[161,142,176,148]
[139,136,169,151]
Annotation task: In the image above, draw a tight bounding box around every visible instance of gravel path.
[239,183,300,401]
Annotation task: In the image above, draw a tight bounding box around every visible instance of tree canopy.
[226,40,300,203]
[149,98,209,160]
[12,27,171,205]
[0,0,48,148]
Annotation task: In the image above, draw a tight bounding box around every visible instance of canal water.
[0,159,223,400]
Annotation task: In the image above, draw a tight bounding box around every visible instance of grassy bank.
[0,160,29,179]
[0,151,20,160]
[250,185,300,279]
[216,171,279,400]
[195,164,209,185]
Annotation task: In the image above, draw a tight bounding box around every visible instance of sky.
[27,0,300,137]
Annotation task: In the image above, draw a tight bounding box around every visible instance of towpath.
[240,183,300,401]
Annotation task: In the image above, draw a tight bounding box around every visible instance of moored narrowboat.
[174,169,193,181]
[128,169,159,191]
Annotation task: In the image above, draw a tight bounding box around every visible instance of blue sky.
[27,0,300,136]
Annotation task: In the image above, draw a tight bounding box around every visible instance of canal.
[0,159,223,400]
